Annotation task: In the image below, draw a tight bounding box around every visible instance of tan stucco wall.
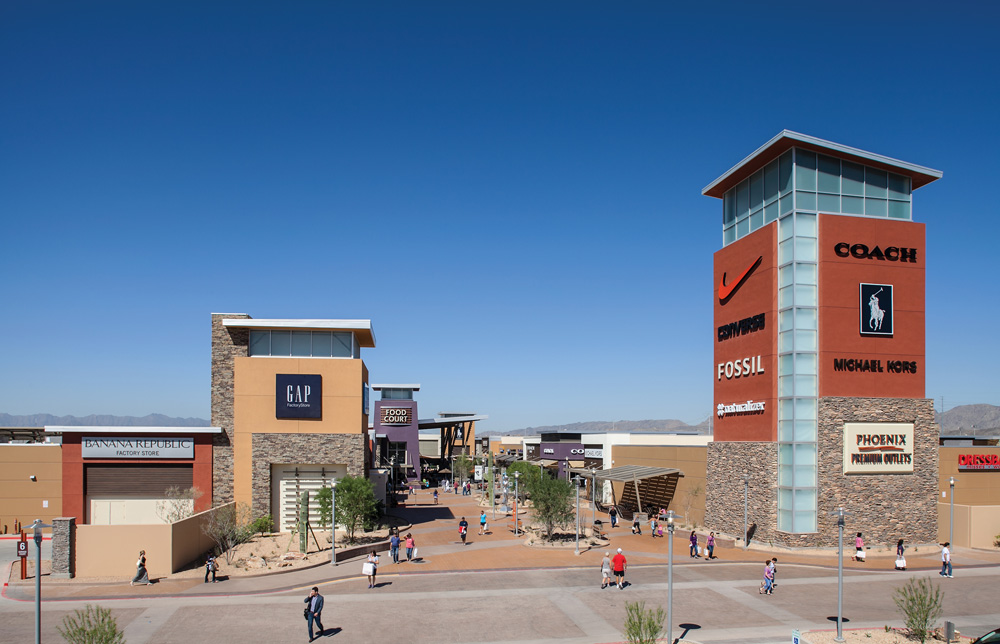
[0,444,62,531]
[610,444,708,527]
[232,357,368,508]
[939,446,1000,505]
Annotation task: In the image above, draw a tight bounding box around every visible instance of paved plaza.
[3,491,1000,644]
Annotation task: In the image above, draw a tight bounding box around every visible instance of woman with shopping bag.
[895,539,906,570]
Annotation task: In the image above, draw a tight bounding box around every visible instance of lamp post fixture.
[949,476,958,548]
[329,480,338,567]
[29,519,50,644]
[665,509,683,644]
[742,473,750,551]
[590,468,598,524]
[572,475,583,556]
[514,471,521,537]
[829,506,851,642]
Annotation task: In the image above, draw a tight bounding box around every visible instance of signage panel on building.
[860,283,893,336]
[276,374,322,419]
[958,454,1000,471]
[82,437,195,459]
[380,407,413,425]
[843,422,914,474]
[584,448,603,459]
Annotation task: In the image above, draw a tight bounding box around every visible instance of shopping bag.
[856,549,866,561]
[412,547,418,559]
[895,556,906,569]
[362,562,374,576]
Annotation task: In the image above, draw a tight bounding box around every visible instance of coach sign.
[276,374,323,419]
[82,437,194,459]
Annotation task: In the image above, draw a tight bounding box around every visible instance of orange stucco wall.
[610,445,708,526]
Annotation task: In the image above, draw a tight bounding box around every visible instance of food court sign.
[82,437,194,459]
[843,423,914,474]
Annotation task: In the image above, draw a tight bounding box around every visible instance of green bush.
[333,475,378,543]
[58,604,124,644]
[251,514,274,536]
[316,486,333,529]
[530,476,576,540]
[893,576,943,643]
[623,601,666,644]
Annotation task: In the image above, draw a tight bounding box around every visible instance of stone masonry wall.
[211,313,250,505]
[705,441,778,545]
[51,517,75,579]
[250,433,367,519]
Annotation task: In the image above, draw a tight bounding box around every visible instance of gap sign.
[276,374,322,419]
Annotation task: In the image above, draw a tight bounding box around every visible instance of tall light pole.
[572,475,583,555]
[949,476,958,548]
[829,507,851,642]
[665,509,683,644]
[742,473,750,550]
[590,468,598,524]
[29,519,50,644]
[514,471,521,537]
[329,481,338,566]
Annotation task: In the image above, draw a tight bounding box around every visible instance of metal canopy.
[569,465,684,482]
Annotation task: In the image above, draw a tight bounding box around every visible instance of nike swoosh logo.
[718,255,762,303]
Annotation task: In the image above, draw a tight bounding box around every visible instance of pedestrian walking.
[130,550,149,586]
[389,531,401,564]
[609,505,618,528]
[631,514,641,535]
[601,551,613,589]
[760,560,774,594]
[940,542,952,577]
[649,516,658,537]
[459,517,469,544]
[204,554,217,583]
[364,550,379,588]
[895,539,906,570]
[304,586,324,641]
[433,489,438,504]
[611,547,627,589]
[405,533,415,561]
[706,532,716,559]
[689,531,700,558]
[853,532,865,561]
[479,511,487,535]
[769,557,778,588]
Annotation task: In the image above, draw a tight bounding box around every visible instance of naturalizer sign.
[82,437,194,459]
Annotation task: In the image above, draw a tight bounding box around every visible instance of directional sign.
[16,541,28,558]
[792,629,801,644]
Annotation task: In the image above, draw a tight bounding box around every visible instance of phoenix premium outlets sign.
[843,423,914,474]
[82,437,194,459]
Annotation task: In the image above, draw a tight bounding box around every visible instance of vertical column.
[50,517,75,579]
[211,313,250,505]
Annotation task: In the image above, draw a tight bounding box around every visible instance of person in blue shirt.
[389,531,401,564]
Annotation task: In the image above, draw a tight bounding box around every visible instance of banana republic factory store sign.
[82,437,195,459]
[843,423,914,474]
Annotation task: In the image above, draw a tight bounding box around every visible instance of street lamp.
[828,506,852,642]
[29,519,50,644]
[665,509,683,644]
[329,481,338,567]
[742,473,750,551]
[590,468,598,524]
[514,471,521,537]
[948,476,958,548]
[572,475,584,556]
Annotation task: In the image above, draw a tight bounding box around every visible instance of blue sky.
[2,2,998,431]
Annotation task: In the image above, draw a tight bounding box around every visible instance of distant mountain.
[0,413,210,428]
[937,404,1000,435]
[488,418,712,436]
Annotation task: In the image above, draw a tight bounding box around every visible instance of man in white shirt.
[940,542,953,578]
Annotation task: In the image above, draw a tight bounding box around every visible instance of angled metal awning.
[568,465,685,520]
[568,465,684,481]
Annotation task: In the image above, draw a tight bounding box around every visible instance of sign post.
[18,533,28,580]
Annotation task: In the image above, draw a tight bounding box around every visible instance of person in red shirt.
[611,548,628,589]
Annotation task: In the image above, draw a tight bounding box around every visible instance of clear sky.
[2,2,998,431]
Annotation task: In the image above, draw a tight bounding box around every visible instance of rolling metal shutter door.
[85,464,193,497]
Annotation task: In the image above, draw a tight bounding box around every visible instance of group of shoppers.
[388,531,417,563]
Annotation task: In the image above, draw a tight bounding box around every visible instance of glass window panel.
[312,331,333,357]
[724,225,736,245]
[724,192,736,226]
[778,467,793,487]
[764,201,778,224]
[795,352,817,374]
[842,195,864,214]
[779,151,793,194]
[795,150,817,190]
[865,167,888,197]
[779,375,793,397]
[794,466,815,487]
[866,198,888,217]
[796,212,817,237]
[888,173,910,200]
[797,263,817,285]
[794,328,817,350]
[795,443,817,466]
[750,210,763,232]
[779,488,794,511]
[290,331,311,356]
[736,217,749,238]
[794,487,816,511]
[794,238,817,262]
[796,308,817,330]
[779,398,794,421]
[778,420,794,442]
[779,194,793,215]
[779,329,793,352]
[794,284,817,307]
[779,443,794,464]
[764,160,779,203]
[778,238,792,265]
[794,374,817,396]
[842,161,864,195]
[792,510,816,533]
[736,180,749,219]
[818,193,840,213]
[249,331,270,356]
[779,287,792,311]
[794,397,816,420]
[270,331,291,356]
[778,508,792,532]
[888,200,910,220]
[749,171,763,211]
[817,154,840,193]
[796,191,816,211]
[779,353,794,375]
[794,420,816,442]
[332,332,353,357]
[779,265,793,288]
[779,310,794,332]
[779,215,794,241]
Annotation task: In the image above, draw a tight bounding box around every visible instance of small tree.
[507,461,543,503]
[315,487,333,529]
[333,475,378,544]
[681,484,703,528]
[58,604,125,644]
[623,601,666,644]
[155,486,203,524]
[893,576,944,643]
[453,455,474,483]
[530,476,576,540]
[201,503,256,564]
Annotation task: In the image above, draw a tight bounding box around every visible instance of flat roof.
[45,426,223,434]
[371,384,420,391]
[222,318,375,348]
[703,130,943,199]
[417,415,488,428]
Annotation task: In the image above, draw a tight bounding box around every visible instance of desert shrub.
[201,503,256,564]
[250,514,274,536]
[58,604,124,644]
[893,576,943,644]
[623,601,666,644]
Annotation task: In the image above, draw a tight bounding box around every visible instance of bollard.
[944,621,954,643]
